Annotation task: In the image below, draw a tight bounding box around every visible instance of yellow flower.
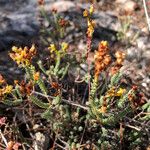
[116,88,126,97]
[29,44,36,53]
[100,41,108,47]
[61,42,68,52]
[83,10,88,17]
[3,85,13,95]
[106,87,115,97]
[12,46,19,52]
[89,5,94,14]
[48,44,57,53]
[87,20,95,37]
[10,45,36,66]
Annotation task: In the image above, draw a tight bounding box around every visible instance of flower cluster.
[0,74,13,99]
[128,86,146,108]
[14,80,33,96]
[83,4,95,38]
[48,42,68,55]
[110,51,125,75]
[58,18,69,27]
[6,141,21,150]
[50,82,61,96]
[33,72,40,81]
[106,87,126,98]
[0,117,6,126]
[9,45,36,66]
[98,97,107,113]
[94,41,111,81]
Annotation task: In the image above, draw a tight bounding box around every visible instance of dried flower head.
[0,117,6,126]
[17,81,33,96]
[94,41,111,81]
[50,82,61,96]
[51,8,57,14]
[110,51,126,76]
[128,89,146,108]
[38,0,44,5]
[58,18,69,27]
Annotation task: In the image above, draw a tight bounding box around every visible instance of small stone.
[142,51,150,59]
[117,0,138,13]
[45,1,75,13]
[136,37,147,49]
[127,47,140,60]
[35,132,45,142]
[123,1,138,13]
[33,132,49,150]
[116,0,128,4]
[142,82,147,88]
[33,124,40,130]
[78,126,83,131]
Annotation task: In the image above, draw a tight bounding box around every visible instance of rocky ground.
[0,0,150,99]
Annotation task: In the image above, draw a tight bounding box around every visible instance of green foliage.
[0,3,149,150]
[110,72,122,87]
[29,95,49,109]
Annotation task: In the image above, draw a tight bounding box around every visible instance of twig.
[57,138,69,149]
[80,122,86,144]
[0,142,5,149]
[62,98,88,110]
[82,85,88,104]
[22,110,34,138]
[124,124,141,131]
[142,0,150,31]
[0,129,8,147]
[55,143,66,150]
[33,91,88,110]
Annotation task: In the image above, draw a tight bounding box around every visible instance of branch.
[142,0,150,31]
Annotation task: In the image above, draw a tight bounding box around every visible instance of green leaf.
[3,99,22,106]
[110,72,122,86]
[30,95,49,109]
[52,96,61,105]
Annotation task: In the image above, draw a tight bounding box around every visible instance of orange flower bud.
[33,72,40,81]
[116,58,123,65]
[104,55,111,65]
[115,51,125,59]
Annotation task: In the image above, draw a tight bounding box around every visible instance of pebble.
[116,0,128,4]
[33,132,50,150]
[116,0,138,13]
[136,37,147,49]
[123,1,138,13]
[45,1,75,12]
